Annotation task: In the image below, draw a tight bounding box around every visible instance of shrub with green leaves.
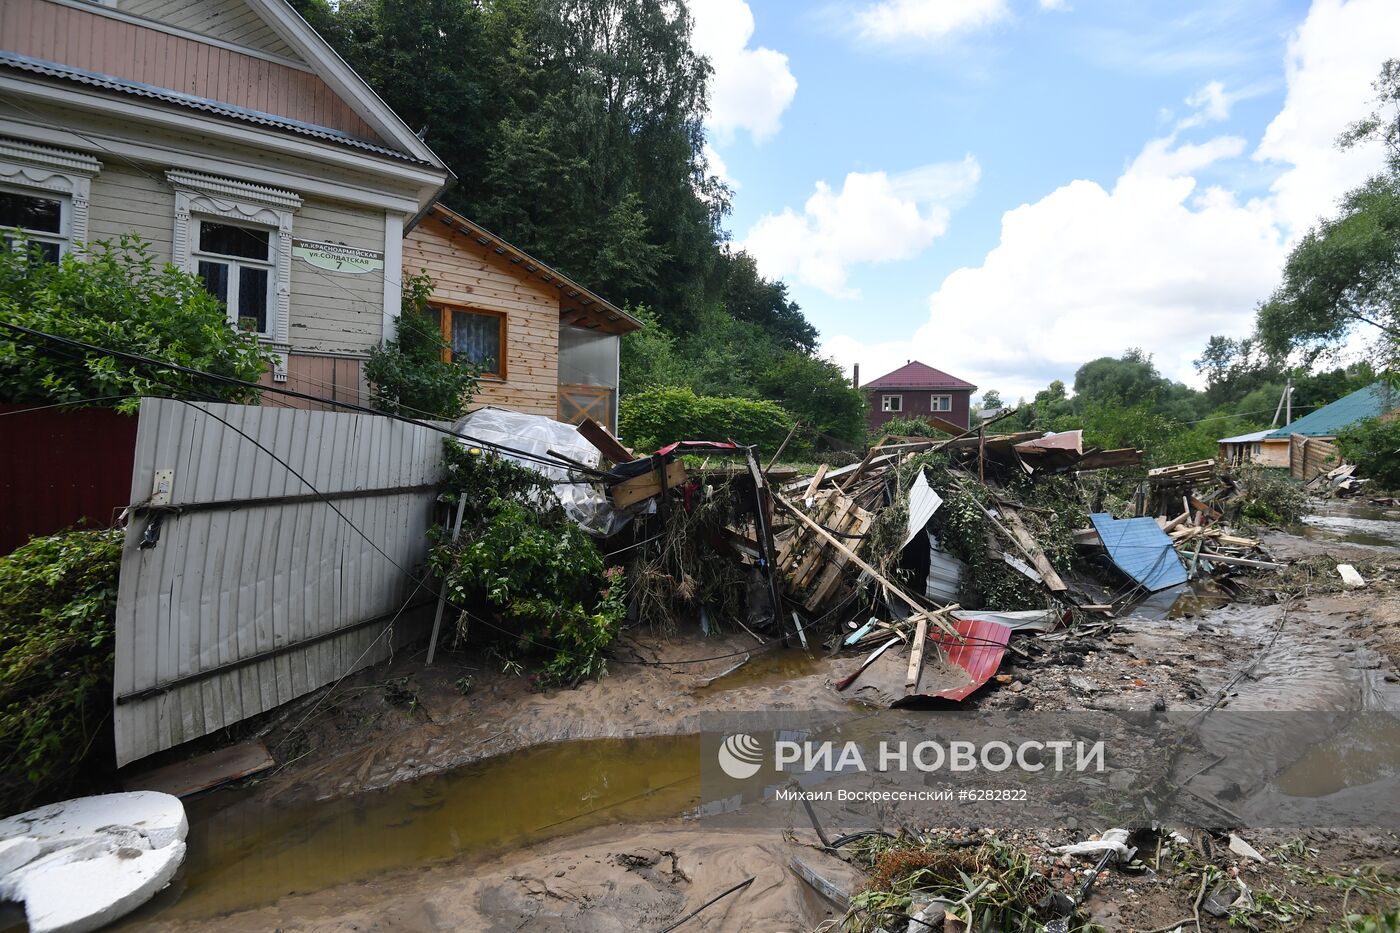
[428,441,622,686]
[875,415,952,440]
[619,385,795,454]
[0,528,123,814]
[0,235,270,411]
[1338,415,1400,490]
[365,271,481,420]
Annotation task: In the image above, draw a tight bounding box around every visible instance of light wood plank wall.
[403,221,561,419]
[119,0,301,61]
[6,0,377,141]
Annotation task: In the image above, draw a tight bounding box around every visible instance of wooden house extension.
[403,203,641,432]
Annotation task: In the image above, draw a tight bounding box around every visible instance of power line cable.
[1,321,602,476]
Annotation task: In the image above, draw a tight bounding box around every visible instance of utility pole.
[1272,377,1293,428]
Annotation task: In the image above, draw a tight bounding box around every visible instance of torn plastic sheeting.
[911,618,1012,702]
[453,408,634,537]
[1089,513,1188,592]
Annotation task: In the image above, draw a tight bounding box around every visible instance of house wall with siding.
[119,0,302,62]
[81,161,387,356]
[402,220,562,419]
[287,200,386,354]
[5,0,376,141]
[865,388,973,433]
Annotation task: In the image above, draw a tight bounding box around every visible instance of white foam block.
[0,792,187,933]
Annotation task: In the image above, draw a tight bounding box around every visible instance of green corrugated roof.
[1265,382,1400,438]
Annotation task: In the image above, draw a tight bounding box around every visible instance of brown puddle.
[1274,713,1400,797]
[119,735,701,926]
[693,646,824,694]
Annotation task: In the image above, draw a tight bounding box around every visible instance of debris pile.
[556,414,1294,705]
[1307,462,1366,498]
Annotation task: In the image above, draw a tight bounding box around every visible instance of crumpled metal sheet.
[1089,512,1188,592]
[915,618,1013,702]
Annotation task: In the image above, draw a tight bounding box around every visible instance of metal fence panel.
[113,399,445,766]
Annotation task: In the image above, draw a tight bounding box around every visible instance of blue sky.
[689,0,1397,402]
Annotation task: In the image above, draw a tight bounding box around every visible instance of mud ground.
[131,502,1400,932]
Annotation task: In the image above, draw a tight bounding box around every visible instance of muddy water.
[693,647,823,694]
[1293,501,1400,549]
[120,735,701,927]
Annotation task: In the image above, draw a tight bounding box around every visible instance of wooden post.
[745,448,787,637]
[766,422,801,472]
[905,614,929,692]
[978,424,986,483]
[426,494,467,666]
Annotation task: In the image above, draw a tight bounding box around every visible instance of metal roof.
[1089,513,1188,592]
[1264,382,1400,438]
[1217,429,1274,444]
[862,361,977,390]
[0,52,429,164]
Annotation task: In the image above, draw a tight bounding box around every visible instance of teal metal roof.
[1265,382,1399,438]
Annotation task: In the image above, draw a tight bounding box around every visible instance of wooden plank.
[998,506,1067,592]
[905,615,929,691]
[576,417,633,464]
[802,464,828,502]
[1189,552,1283,570]
[608,460,688,509]
[123,739,274,798]
[774,495,957,634]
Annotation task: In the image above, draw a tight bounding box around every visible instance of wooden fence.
[113,399,447,766]
[1289,434,1340,481]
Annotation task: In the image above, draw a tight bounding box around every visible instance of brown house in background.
[861,361,977,433]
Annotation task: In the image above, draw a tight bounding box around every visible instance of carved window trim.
[0,137,102,248]
[167,170,301,353]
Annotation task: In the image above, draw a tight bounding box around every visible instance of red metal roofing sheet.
[922,618,1012,701]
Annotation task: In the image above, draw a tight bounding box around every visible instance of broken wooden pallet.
[776,489,876,613]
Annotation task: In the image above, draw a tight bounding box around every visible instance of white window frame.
[168,170,300,369]
[191,220,277,338]
[0,137,100,258]
[881,394,902,413]
[931,394,952,412]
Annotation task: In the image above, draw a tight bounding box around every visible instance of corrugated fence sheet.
[114,400,446,766]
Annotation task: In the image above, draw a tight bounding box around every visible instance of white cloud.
[827,139,1284,400]
[703,142,738,190]
[689,0,797,144]
[825,0,1399,402]
[855,0,1009,45]
[1255,0,1400,235]
[1038,0,1068,10]
[1176,80,1231,130]
[742,156,981,298]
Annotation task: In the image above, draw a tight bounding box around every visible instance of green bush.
[428,441,622,686]
[1338,416,1400,489]
[619,385,795,454]
[1231,463,1308,527]
[0,529,123,814]
[0,235,270,411]
[875,415,952,440]
[365,271,481,420]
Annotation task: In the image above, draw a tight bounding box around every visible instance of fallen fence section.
[113,399,446,766]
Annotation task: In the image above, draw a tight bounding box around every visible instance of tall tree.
[1256,59,1400,375]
